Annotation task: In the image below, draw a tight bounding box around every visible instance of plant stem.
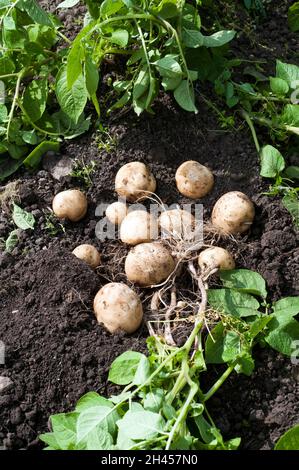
[203,362,236,402]
[240,109,260,153]
[18,101,61,137]
[6,69,25,141]
[0,73,19,80]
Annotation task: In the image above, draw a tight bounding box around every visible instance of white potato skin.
[120,210,158,245]
[106,201,128,225]
[198,247,235,272]
[52,189,87,222]
[94,282,143,334]
[125,242,175,286]
[72,244,101,269]
[115,162,156,202]
[159,209,195,240]
[212,191,255,235]
[175,161,214,199]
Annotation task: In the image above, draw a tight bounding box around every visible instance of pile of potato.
[52,160,255,335]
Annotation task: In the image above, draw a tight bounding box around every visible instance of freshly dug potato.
[175,161,214,199]
[125,242,175,286]
[198,247,235,273]
[159,209,195,240]
[94,282,143,334]
[211,191,255,234]
[52,189,87,222]
[115,162,156,202]
[106,201,128,225]
[120,210,158,245]
[72,244,101,269]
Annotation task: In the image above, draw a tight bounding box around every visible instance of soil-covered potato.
[115,162,156,202]
[198,247,235,272]
[175,161,214,199]
[125,242,175,286]
[211,191,255,234]
[93,282,143,334]
[52,189,87,222]
[106,201,128,225]
[159,209,195,240]
[72,244,101,269]
[120,210,158,245]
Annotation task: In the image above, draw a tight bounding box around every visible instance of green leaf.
[39,433,61,450]
[234,352,255,376]
[12,204,35,230]
[5,229,19,253]
[220,269,267,299]
[272,297,299,319]
[0,104,8,123]
[67,41,83,89]
[205,323,241,364]
[270,77,289,96]
[260,145,285,178]
[152,0,178,19]
[17,0,53,26]
[174,80,197,113]
[108,351,146,385]
[110,29,129,47]
[117,410,165,441]
[86,426,113,450]
[202,30,236,48]
[162,75,182,91]
[23,141,60,168]
[284,166,299,180]
[275,425,299,450]
[281,104,299,127]
[84,56,99,97]
[76,405,119,443]
[265,317,299,356]
[51,413,78,449]
[208,289,260,318]
[132,354,151,385]
[276,60,299,88]
[0,57,15,74]
[155,55,182,78]
[282,192,299,228]
[100,0,124,17]
[76,392,112,413]
[56,67,87,124]
[249,316,272,338]
[182,29,204,48]
[143,389,164,413]
[288,2,299,32]
[23,78,48,123]
[21,130,39,145]
[57,0,80,8]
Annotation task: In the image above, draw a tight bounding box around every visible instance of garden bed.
[0,0,298,450]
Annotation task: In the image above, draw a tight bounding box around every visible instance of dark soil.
[0,0,298,451]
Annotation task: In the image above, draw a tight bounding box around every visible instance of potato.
[125,242,175,286]
[94,282,143,334]
[198,247,235,272]
[106,201,128,225]
[211,191,255,234]
[72,244,101,269]
[159,209,195,240]
[52,189,87,222]
[175,161,214,199]
[115,162,156,202]
[120,210,158,245]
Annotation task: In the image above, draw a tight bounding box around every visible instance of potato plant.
[39,269,299,450]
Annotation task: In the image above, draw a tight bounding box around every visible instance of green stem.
[18,101,61,137]
[0,73,19,80]
[203,362,236,402]
[6,69,25,141]
[57,30,71,44]
[240,109,260,153]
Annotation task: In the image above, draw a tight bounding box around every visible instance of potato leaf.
[288,2,299,32]
[275,425,299,450]
[56,67,88,124]
[50,412,78,449]
[276,60,299,88]
[23,78,48,123]
[12,204,35,230]
[220,269,267,299]
[265,316,299,356]
[116,410,165,441]
[208,289,260,318]
[57,0,80,8]
[5,229,19,252]
[174,79,198,113]
[108,350,147,385]
[76,405,119,443]
[260,145,285,178]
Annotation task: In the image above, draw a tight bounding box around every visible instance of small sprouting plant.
[44,211,66,236]
[71,159,97,187]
